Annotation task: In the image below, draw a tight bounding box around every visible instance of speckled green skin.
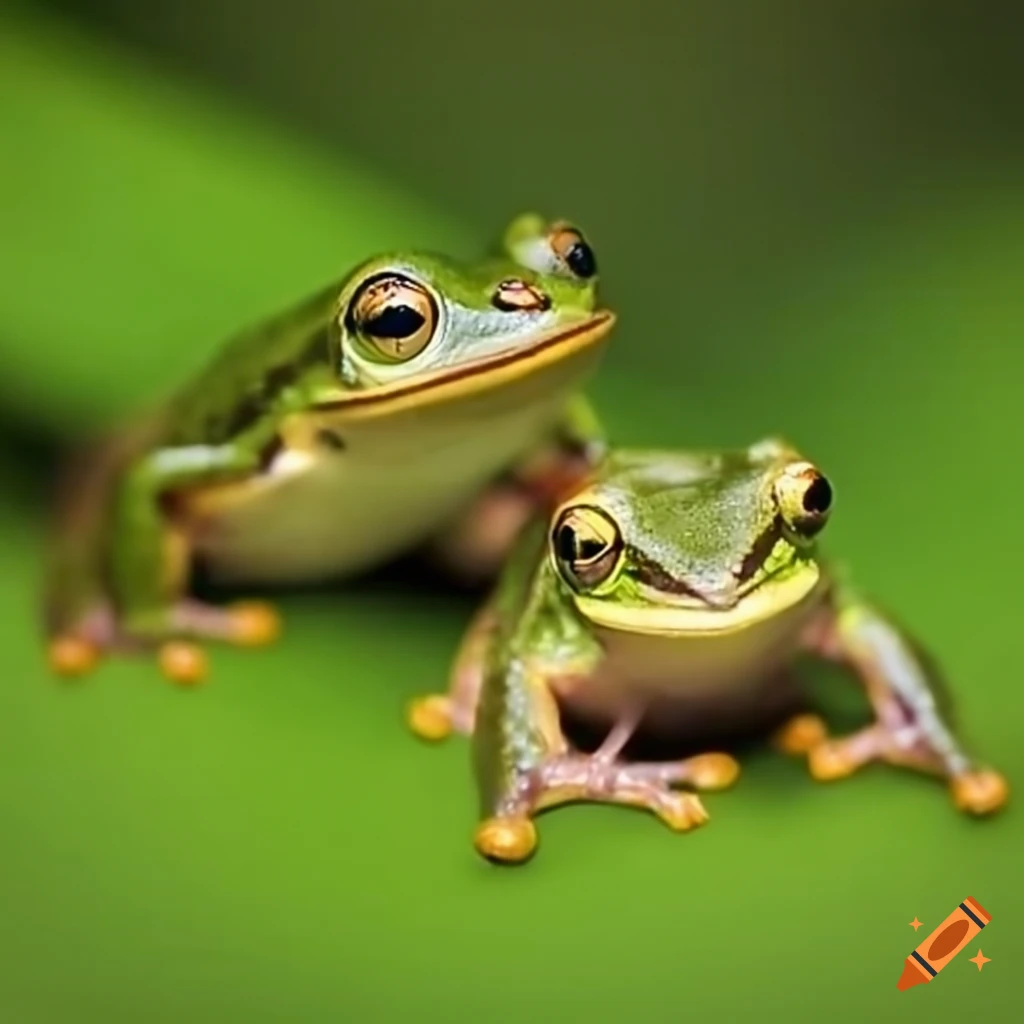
[46,214,611,650]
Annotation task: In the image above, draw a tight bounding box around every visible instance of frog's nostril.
[492,279,551,312]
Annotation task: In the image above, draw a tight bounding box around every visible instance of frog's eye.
[551,505,623,590]
[550,223,598,280]
[345,272,439,362]
[774,462,834,538]
[492,279,551,312]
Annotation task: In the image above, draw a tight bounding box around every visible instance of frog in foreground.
[407,439,1009,863]
[45,215,614,683]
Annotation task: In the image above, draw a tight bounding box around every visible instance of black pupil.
[555,525,606,564]
[555,525,578,563]
[363,303,425,339]
[803,476,833,515]
[566,241,597,279]
[561,524,606,565]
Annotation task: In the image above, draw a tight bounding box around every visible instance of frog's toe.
[658,791,710,832]
[158,641,209,687]
[629,751,740,791]
[171,598,280,647]
[950,769,1009,816]
[226,601,281,647]
[474,816,538,864]
[407,695,454,741]
[47,634,102,678]
[773,713,829,755]
[684,752,741,790]
[807,739,859,781]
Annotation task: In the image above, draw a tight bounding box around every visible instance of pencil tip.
[897,960,926,992]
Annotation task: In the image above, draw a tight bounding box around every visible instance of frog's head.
[547,439,835,636]
[330,214,614,390]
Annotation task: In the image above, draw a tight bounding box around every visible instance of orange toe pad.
[474,817,538,864]
[158,642,208,686]
[228,602,281,647]
[47,635,100,678]
[950,770,1009,816]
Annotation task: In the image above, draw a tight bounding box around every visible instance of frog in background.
[45,214,615,684]
[408,439,1009,863]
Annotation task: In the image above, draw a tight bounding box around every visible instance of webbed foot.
[777,715,1010,816]
[47,599,281,685]
[477,750,736,865]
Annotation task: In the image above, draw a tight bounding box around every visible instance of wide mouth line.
[633,560,799,612]
[574,567,822,637]
[314,308,615,413]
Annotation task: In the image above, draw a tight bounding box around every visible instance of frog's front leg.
[49,421,289,684]
[777,592,1009,816]
[472,665,737,865]
[429,395,607,585]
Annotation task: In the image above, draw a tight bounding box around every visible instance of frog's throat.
[572,563,823,637]
[314,310,615,421]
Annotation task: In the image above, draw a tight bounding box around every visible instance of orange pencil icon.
[897,897,991,991]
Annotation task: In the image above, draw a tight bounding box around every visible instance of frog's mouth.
[317,310,615,421]
[573,562,824,637]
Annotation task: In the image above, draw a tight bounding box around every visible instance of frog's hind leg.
[113,523,280,685]
[44,433,133,679]
[46,454,278,685]
[48,522,280,685]
[473,677,736,865]
[779,597,1009,816]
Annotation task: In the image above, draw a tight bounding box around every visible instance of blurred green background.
[1,2,1021,1021]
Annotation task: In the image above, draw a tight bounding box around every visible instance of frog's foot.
[474,754,716,865]
[150,599,281,685]
[48,599,280,686]
[798,721,1010,816]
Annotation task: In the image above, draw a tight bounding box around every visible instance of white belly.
[189,388,573,585]
[553,589,824,736]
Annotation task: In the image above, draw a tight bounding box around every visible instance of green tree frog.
[407,439,1009,863]
[45,215,615,684]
